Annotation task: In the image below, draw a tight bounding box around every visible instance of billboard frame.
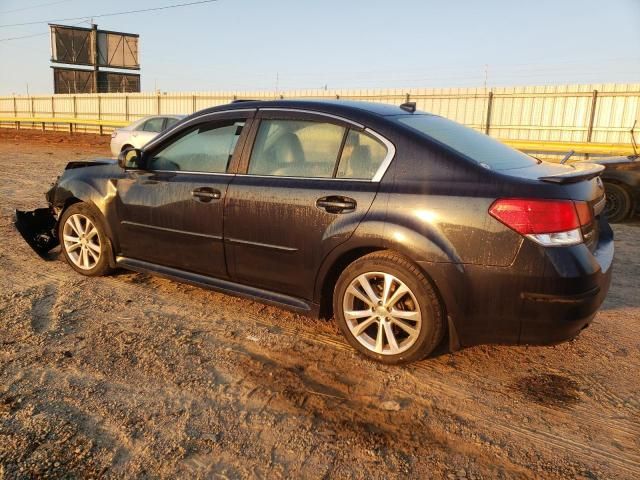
[49,24,140,71]
[50,23,141,94]
[51,66,141,94]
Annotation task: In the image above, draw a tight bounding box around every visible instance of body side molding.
[116,256,315,314]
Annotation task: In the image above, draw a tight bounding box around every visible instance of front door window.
[150,121,245,173]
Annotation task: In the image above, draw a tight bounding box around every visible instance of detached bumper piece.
[15,208,59,258]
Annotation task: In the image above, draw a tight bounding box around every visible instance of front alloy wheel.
[62,214,101,270]
[58,202,112,277]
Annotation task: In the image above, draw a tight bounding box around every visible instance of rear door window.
[396,114,539,170]
[248,120,345,178]
[142,117,165,133]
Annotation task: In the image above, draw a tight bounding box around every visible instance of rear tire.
[59,203,112,277]
[333,251,444,365]
[604,182,632,223]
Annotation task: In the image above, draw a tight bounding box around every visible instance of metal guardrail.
[0,116,127,134]
[0,116,634,157]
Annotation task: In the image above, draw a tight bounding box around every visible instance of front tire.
[604,182,632,223]
[333,251,444,365]
[59,203,112,276]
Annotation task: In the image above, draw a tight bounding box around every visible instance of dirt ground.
[0,129,639,480]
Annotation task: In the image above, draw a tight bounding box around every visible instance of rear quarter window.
[165,117,180,129]
[142,117,165,133]
[336,130,387,179]
[395,115,539,171]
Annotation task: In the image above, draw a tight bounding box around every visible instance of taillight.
[574,201,592,226]
[489,198,592,247]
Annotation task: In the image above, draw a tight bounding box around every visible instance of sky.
[0,0,639,95]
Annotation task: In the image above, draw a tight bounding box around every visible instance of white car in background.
[110,115,184,157]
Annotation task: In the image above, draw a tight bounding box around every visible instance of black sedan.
[16,100,614,364]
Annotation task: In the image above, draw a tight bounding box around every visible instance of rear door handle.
[316,196,357,214]
[191,187,221,202]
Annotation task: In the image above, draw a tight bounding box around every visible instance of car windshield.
[395,114,539,170]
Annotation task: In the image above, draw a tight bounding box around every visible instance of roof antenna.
[400,101,416,113]
[630,120,638,158]
[560,150,575,164]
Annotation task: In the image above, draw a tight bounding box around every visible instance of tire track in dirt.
[415,360,640,434]
[271,319,640,476]
[235,335,640,478]
[237,316,640,446]
[572,370,640,412]
[29,284,58,334]
[398,376,640,477]
[279,329,640,477]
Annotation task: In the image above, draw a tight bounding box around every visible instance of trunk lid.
[538,162,605,184]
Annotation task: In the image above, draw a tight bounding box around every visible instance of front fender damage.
[14,207,59,258]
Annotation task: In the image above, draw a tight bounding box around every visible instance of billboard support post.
[97,95,102,134]
[92,24,99,94]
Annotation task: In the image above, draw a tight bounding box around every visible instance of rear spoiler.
[539,162,605,184]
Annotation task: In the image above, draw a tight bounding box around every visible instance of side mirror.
[118,147,145,169]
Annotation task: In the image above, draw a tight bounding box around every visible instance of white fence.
[1,83,639,146]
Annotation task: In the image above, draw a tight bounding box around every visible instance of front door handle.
[316,196,357,214]
[191,187,221,202]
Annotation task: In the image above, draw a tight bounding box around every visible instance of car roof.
[195,99,429,122]
[141,114,185,119]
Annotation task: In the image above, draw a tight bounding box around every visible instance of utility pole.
[92,23,99,93]
[484,64,488,91]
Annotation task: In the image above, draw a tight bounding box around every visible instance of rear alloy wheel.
[604,182,632,223]
[334,252,444,364]
[59,203,112,276]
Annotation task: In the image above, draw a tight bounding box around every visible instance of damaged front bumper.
[14,207,60,258]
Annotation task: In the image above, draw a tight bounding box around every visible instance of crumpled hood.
[65,158,118,170]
